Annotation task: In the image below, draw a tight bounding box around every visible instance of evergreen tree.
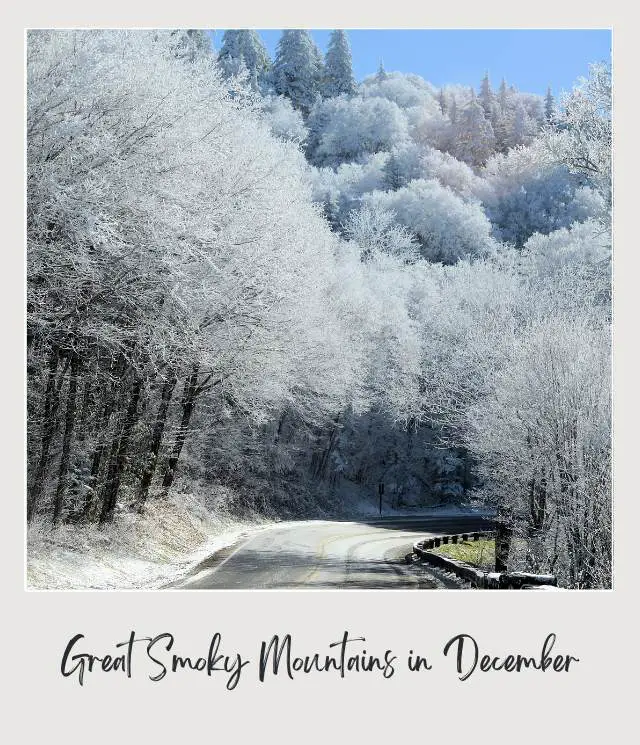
[453,97,496,166]
[494,78,515,151]
[217,30,271,87]
[438,88,447,115]
[305,94,330,161]
[376,60,388,82]
[273,30,323,115]
[508,99,537,148]
[449,95,458,124]
[498,78,508,113]
[312,38,324,81]
[323,30,356,97]
[479,71,494,118]
[493,111,511,153]
[544,86,556,124]
[170,29,212,62]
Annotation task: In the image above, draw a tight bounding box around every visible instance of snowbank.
[26,491,269,591]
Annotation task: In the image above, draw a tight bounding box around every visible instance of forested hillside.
[26,30,611,588]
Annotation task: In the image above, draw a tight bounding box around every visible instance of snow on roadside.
[26,486,495,591]
[26,491,271,591]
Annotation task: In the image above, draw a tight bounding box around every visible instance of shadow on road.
[167,513,494,590]
[179,546,436,589]
[354,515,495,533]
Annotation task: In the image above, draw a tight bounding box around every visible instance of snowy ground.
[26,492,273,591]
[26,492,493,591]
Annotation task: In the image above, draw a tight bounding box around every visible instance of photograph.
[25,27,612,592]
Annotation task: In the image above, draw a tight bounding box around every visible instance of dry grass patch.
[431,538,495,570]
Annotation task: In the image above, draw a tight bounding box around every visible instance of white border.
[4,2,637,741]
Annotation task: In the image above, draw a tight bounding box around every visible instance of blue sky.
[210,29,611,97]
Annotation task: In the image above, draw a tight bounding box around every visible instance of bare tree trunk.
[273,409,288,446]
[313,413,341,480]
[461,447,473,495]
[137,374,177,508]
[526,471,547,572]
[81,397,115,520]
[162,365,200,494]
[80,357,125,520]
[52,355,79,523]
[77,374,94,444]
[99,375,143,524]
[27,348,60,522]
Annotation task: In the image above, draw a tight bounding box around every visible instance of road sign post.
[378,482,384,516]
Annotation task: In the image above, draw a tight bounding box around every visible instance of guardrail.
[411,532,558,589]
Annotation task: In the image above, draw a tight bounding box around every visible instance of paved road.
[171,514,493,590]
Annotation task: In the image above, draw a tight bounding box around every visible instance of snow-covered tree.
[383,143,426,190]
[361,71,438,111]
[544,86,555,123]
[479,141,604,246]
[307,95,409,166]
[413,248,610,586]
[170,29,212,62]
[520,92,545,126]
[273,30,323,115]
[479,71,495,119]
[506,99,538,148]
[522,219,611,286]
[323,30,356,97]
[452,97,496,166]
[543,62,611,217]
[26,30,364,523]
[498,78,508,113]
[309,153,388,226]
[343,204,419,262]
[217,29,271,88]
[260,95,308,143]
[449,96,458,123]
[464,306,610,587]
[491,82,544,152]
[375,60,387,81]
[365,179,495,263]
[420,147,485,199]
[438,88,447,115]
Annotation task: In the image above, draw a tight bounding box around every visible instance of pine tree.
[305,95,330,163]
[323,30,356,97]
[312,38,324,85]
[217,30,271,87]
[170,30,212,62]
[509,99,537,147]
[544,86,555,124]
[479,71,494,118]
[453,97,496,166]
[498,78,508,113]
[449,95,458,124]
[273,30,323,115]
[438,88,447,115]
[493,111,510,153]
[376,60,388,82]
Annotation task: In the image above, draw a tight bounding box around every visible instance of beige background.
[4,2,636,741]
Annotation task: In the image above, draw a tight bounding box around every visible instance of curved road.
[171,514,493,590]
